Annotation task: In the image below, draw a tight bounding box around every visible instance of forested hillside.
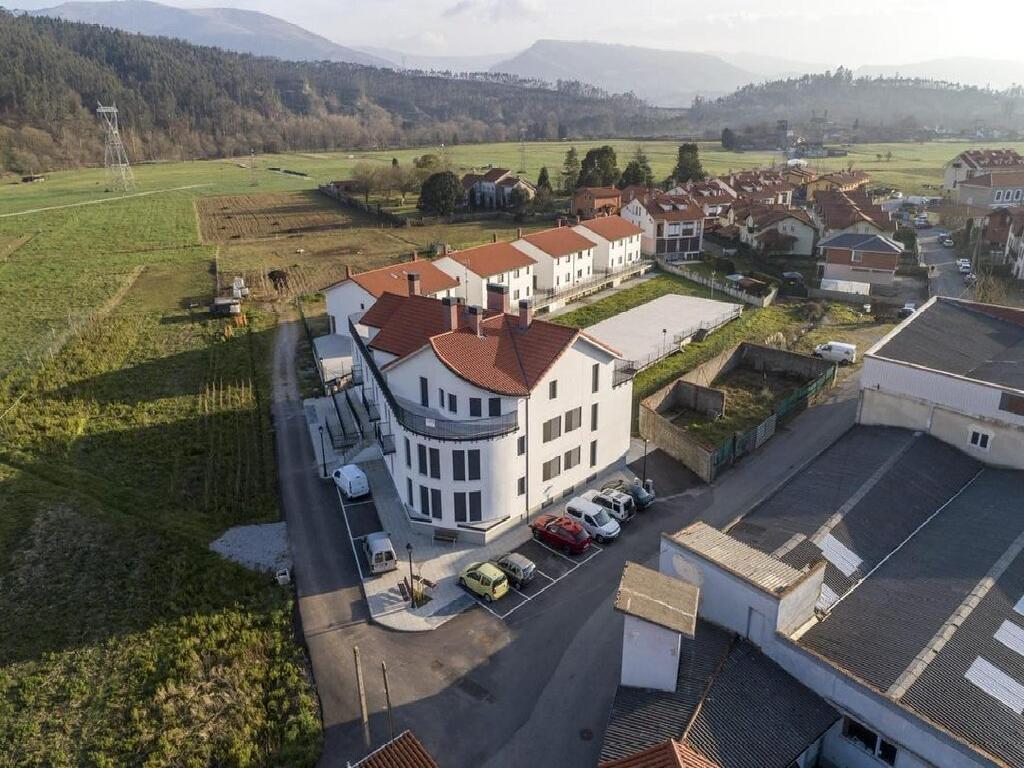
[0,10,651,173]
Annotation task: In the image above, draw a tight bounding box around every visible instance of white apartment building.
[512,225,597,295]
[324,258,457,337]
[433,241,536,306]
[349,285,633,541]
[573,215,644,272]
[859,296,1024,468]
[620,193,704,259]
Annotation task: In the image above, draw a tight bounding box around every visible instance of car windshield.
[592,509,612,526]
[572,529,589,543]
[493,575,507,588]
[623,497,634,510]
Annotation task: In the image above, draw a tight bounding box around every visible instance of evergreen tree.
[619,160,646,188]
[670,143,704,184]
[720,128,738,150]
[418,171,462,216]
[578,145,620,187]
[537,166,552,192]
[561,147,581,193]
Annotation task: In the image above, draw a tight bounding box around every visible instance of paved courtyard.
[586,293,742,367]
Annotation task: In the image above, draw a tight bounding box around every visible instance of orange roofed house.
[818,232,903,286]
[572,186,623,219]
[620,190,705,260]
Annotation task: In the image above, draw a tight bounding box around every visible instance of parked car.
[362,532,398,575]
[458,562,509,602]
[580,488,636,523]
[939,235,954,247]
[603,477,655,510]
[958,261,973,274]
[813,341,857,365]
[897,303,917,319]
[333,464,369,499]
[564,498,620,543]
[493,552,536,589]
[530,514,591,555]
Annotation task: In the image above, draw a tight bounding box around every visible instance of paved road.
[918,226,973,300]
[273,310,863,768]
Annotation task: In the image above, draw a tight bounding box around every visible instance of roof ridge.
[681,634,739,744]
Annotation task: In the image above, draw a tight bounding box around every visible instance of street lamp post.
[318,425,327,479]
[642,438,649,486]
[406,542,415,607]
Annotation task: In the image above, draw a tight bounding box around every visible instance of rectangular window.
[452,450,465,481]
[590,440,597,467]
[517,435,526,456]
[469,491,482,522]
[454,492,467,523]
[564,446,581,470]
[419,485,430,516]
[591,403,599,431]
[592,363,600,393]
[467,449,481,481]
[488,397,501,417]
[417,444,428,475]
[419,376,429,407]
[470,397,482,417]
[438,387,445,408]
[542,456,561,481]
[517,476,526,496]
[565,407,582,432]
[407,477,413,507]
[430,488,442,520]
[543,416,562,443]
[448,393,457,413]
[842,717,877,754]
[404,437,411,468]
[429,447,441,479]
[549,380,558,399]
[851,250,862,263]
[878,741,898,766]
[969,430,991,450]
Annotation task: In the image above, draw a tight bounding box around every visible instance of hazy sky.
[16,0,1020,65]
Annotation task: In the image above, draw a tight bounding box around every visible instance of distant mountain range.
[855,57,1024,90]
[354,46,513,73]
[32,0,390,65]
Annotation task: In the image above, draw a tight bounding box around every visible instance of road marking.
[335,487,366,583]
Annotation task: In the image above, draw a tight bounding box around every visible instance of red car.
[530,514,591,555]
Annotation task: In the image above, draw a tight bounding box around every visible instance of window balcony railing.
[349,319,519,442]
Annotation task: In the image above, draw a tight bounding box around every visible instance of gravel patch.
[210,522,291,573]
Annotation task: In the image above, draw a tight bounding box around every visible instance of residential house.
[572,186,623,219]
[348,287,632,538]
[620,191,705,260]
[943,147,1024,195]
[324,256,458,336]
[743,208,817,257]
[812,190,895,240]
[806,170,870,201]
[980,206,1024,264]
[954,170,1024,210]
[818,231,903,286]
[860,296,1024,467]
[782,164,818,198]
[512,225,597,295]
[573,215,644,272]
[717,171,794,207]
[462,168,535,209]
[1002,211,1024,280]
[433,240,536,305]
[670,180,736,232]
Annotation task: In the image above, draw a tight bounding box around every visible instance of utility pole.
[354,646,371,749]
[96,103,135,193]
[381,662,395,742]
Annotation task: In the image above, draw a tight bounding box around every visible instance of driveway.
[918,226,974,300]
[274,308,864,768]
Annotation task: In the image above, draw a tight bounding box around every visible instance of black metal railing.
[348,319,519,441]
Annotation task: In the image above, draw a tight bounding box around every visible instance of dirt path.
[272,305,301,404]
[0,184,210,218]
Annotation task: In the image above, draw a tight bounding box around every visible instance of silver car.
[493,552,536,589]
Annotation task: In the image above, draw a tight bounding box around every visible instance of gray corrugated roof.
[667,523,804,595]
[600,621,838,768]
[615,563,699,637]
[873,298,1024,391]
[818,232,903,254]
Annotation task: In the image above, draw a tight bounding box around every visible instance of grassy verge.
[551,272,714,328]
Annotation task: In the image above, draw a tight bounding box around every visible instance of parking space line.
[535,539,585,563]
[344,499,376,508]
[336,487,366,583]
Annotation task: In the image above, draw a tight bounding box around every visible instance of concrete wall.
[639,399,715,483]
[740,343,835,381]
[658,260,778,308]
[823,262,896,286]
[621,615,681,692]
[665,381,726,418]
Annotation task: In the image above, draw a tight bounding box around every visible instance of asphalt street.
[274,310,865,768]
[917,226,974,300]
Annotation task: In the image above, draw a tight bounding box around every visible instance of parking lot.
[336,488,384,582]
[462,535,605,621]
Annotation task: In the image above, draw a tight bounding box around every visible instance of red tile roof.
[349,259,458,299]
[577,215,643,242]
[959,170,1024,188]
[599,740,721,768]
[957,148,1024,171]
[445,241,536,278]
[354,731,439,768]
[365,294,471,359]
[481,167,512,182]
[520,226,597,257]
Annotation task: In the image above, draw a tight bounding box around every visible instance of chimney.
[467,305,483,337]
[441,296,459,331]
[516,227,523,239]
[575,214,582,224]
[491,233,497,243]
[557,217,565,227]
[486,283,510,314]
[406,272,421,296]
[410,250,418,262]
[518,299,532,331]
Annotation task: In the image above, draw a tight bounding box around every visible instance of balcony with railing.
[532,258,653,308]
[348,318,519,442]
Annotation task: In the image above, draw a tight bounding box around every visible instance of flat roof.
[870,297,1024,392]
[615,562,699,637]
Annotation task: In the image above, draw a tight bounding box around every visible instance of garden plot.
[197,190,368,242]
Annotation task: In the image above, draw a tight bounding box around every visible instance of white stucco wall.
[572,228,643,272]
[512,239,594,292]
[325,281,375,336]
[621,615,681,692]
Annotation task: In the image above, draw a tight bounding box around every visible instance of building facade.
[433,241,536,306]
[818,232,902,286]
[512,226,597,295]
[573,215,644,272]
[620,193,705,259]
[942,148,1024,195]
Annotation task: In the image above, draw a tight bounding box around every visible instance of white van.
[332,464,369,499]
[362,532,398,575]
[814,341,856,365]
[564,497,620,543]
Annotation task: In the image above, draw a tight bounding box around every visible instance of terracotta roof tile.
[578,186,623,197]
[600,740,721,768]
[445,242,536,278]
[354,731,439,768]
[349,260,458,299]
[577,215,643,242]
[959,170,1024,188]
[520,226,597,257]
[365,294,456,358]
[958,148,1024,170]
[481,167,511,182]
